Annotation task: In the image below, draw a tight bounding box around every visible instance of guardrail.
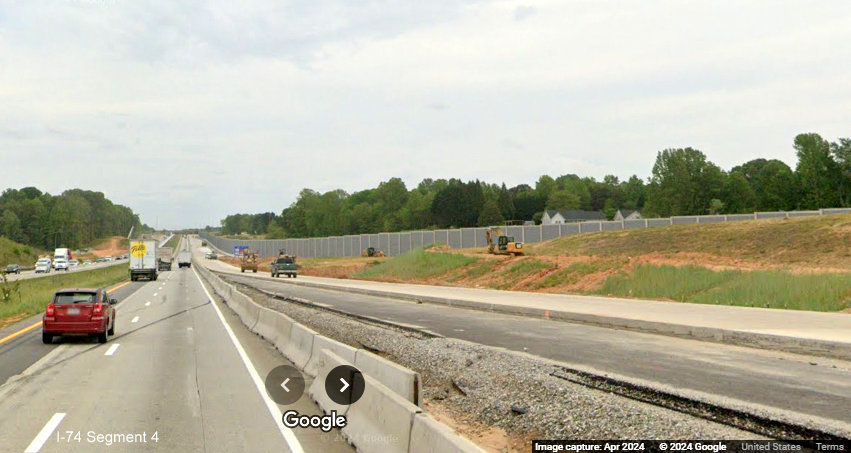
[194,261,484,453]
[201,207,851,258]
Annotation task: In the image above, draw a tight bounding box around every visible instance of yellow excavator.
[485,227,524,256]
[361,247,385,257]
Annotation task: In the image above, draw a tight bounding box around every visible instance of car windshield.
[276,258,294,264]
[54,292,97,304]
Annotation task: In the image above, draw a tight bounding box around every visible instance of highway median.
[0,264,129,329]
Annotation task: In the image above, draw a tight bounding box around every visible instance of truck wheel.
[97,331,108,344]
[293,274,297,278]
[42,332,53,344]
[253,269,257,273]
[241,269,244,273]
[108,318,115,335]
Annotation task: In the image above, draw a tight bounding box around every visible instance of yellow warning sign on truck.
[130,241,148,258]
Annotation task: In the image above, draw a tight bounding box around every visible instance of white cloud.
[0,0,850,228]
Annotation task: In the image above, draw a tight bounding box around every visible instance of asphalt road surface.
[3,260,126,283]
[0,266,353,452]
[221,273,851,425]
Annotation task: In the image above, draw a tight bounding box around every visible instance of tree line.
[219,132,850,238]
[0,187,145,250]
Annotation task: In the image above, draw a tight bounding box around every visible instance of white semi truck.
[129,240,158,281]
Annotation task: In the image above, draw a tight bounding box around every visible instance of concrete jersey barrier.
[252,306,283,345]
[308,349,354,416]
[304,335,358,377]
[355,349,422,407]
[342,373,422,453]
[283,323,317,370]
[409,414,487,453]
[195,257,484,453]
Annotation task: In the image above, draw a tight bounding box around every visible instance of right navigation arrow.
[339,378,350,393]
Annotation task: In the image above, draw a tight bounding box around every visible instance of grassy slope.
[331,215,851,312]
[0,264,128,327]
[0,237,43,267]
[162,234,181,250]
[532,214,851,268]
[355,246,477,280]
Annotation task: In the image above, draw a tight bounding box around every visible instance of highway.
[3,260,127,283]
[0,261,352,452]
[212,267,851,426]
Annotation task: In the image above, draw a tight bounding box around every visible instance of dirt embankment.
[229,216,851,300]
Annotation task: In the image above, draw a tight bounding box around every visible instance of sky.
[0,0,850,229]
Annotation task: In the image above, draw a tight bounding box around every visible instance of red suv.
[42,288,117,344]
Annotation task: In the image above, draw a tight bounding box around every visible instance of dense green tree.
[644,148,724,216]
[546,190,581,210]
[732,159,798,210]
[477,199,504,226]
[830,138,851,206]
[795,133,840,209]
[722,171,757,213]
[0,188,141,249]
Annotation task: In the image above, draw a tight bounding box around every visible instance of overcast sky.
[1,0,849,229]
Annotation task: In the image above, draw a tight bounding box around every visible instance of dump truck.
[157,247,173,271]
[271,251,298,278]
[129,240,158,281]
[485,227,524,256]
[240,250,258,273]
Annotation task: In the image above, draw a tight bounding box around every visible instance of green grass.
[532,213,851,268]
[532,259,626,290]
[0,264,129,323]
[162,234,182,250]
[693,271,851,311]
[596,264,851,311]
[0,236,43,268]
[355,247,478,280]
[492,260,551,289]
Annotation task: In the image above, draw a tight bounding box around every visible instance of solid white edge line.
[24,412,65,453]
[104,344,120,356]
[191,266,305,453]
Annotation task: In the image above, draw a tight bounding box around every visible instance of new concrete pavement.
[200,248,851,359]
[196,241,851,427]
[0,264,353,452]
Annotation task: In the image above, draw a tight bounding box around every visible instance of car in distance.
[53,258,70,271]
[69,259,80,267]
[205,252,218,259]
[35,258,51,273]
[42,287,116,344]
[4,264,20,274]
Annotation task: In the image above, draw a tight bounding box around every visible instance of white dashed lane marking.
[24,412,65,452]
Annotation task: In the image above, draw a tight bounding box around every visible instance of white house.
[614,209,642,221]
[541,210,607,225]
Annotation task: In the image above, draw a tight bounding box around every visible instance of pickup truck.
[270,255,298,278]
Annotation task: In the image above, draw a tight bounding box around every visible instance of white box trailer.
[129,240,158,281]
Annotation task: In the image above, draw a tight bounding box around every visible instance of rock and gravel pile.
[235,283,755,441]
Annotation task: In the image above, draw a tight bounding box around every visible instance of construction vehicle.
[240,249,258,273]
[485,227,524,256]
[361,247,385,257]
[271,250,298,278]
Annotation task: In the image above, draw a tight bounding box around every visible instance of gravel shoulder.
[230,282,759,451]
